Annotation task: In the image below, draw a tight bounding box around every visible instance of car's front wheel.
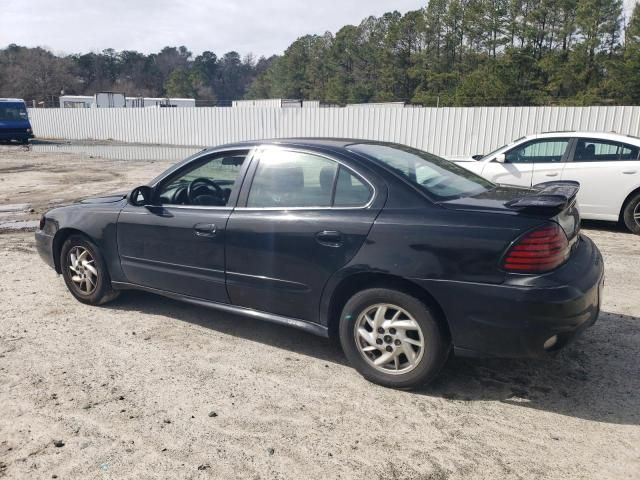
[622,191,640,235]
[60,235,119,305]
[339,288,449,389]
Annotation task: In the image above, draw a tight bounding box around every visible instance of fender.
[47,199,127,282]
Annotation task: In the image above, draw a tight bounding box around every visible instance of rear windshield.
[0,103,28,121]
[347,143,494,201]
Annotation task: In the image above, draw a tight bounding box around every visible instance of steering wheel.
[187,177,224,204]
[171,185,188,204]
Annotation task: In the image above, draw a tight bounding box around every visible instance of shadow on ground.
[110,290,346,364]
[581,219,631,233]
[426,311,639,426]
[108,291,640,426]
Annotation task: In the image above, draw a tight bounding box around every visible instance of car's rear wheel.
[60,235,119,305]
[339,288,449,389]
[622,192,640,235]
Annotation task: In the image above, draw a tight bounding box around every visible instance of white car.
[454,131,640,234]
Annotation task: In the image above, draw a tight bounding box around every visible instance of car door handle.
[545,172,559,177]
[194,223,217,237]
[315,230,343,247]
[622,170,637,174]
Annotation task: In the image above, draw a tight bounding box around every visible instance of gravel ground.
[0,143,638,479]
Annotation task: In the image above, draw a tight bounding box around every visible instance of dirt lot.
[0,143,638,479]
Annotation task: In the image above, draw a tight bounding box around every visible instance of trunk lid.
[439,182,581,241]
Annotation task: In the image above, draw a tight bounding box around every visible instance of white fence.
[28,106,640,158]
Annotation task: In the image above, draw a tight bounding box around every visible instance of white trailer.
[59,93,125,108]
[59,95,94,108]
[346,102,407,108]
[232,99,319,108]
[232,99,283,108]
[95,92,126,108]
[127,97,196,108]
[59,95,196,108]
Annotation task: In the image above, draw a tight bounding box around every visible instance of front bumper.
[35,229,56,270]
[0,130,33,141]
[414,234,604,358]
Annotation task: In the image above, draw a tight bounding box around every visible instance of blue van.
[0,98,34,144]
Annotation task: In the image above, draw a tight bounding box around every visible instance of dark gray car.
[35,139,604,389]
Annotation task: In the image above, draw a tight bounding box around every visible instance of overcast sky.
[4,0,638,58]
[2,0,426,58]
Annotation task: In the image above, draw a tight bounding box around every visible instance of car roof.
[526,131,640,144]
[207,138,393,152]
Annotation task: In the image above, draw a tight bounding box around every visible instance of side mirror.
[471,154,483,160]
[494,153,506,164]
[129,186,154,207]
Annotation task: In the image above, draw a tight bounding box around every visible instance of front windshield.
[479,136,525,160]
[348,143,494,201]
[0,104,28,121]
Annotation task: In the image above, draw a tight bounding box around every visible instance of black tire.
[60,234,119,305]
[622,192,640,235]
[339,288,450,389]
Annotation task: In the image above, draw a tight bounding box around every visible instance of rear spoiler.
[505,181,580,213]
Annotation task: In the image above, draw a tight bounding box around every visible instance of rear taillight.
[502,223,570,273]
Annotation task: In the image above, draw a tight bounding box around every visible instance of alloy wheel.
[634,202,640,227]
[353,303,425,375]
[67,246,98,295]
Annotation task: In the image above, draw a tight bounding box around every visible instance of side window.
[573,139,640,162]
[334,167,372,207]
[620,144,640,160]
[505,139,569,164]
[157,151,247,206]
[247,150,337,208]
[246,150,373,208]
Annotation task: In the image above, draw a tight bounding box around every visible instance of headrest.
[585,144,595,156]
[260,165,304,191]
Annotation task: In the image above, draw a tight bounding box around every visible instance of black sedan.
[35,139,604,389]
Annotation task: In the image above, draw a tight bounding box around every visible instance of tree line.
[249,0,640,106]
[0,45,272,106]
[1,0,639,107]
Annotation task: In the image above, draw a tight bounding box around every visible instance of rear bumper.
[35,229,56,270]
[414,234,604,358]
